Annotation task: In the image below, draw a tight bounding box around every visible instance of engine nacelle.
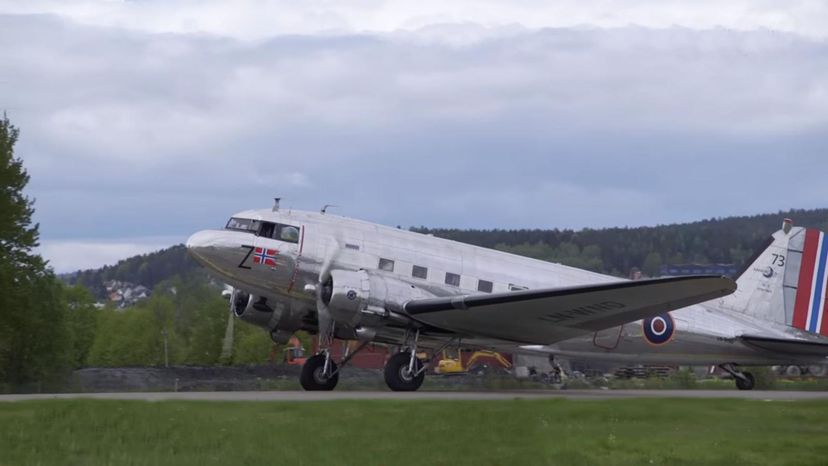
[230,290,295,343]
[322,269,438,328]
[231,290,273,328]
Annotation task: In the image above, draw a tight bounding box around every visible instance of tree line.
[414,210,828,276]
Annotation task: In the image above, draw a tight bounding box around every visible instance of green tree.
[62,285,98,367]
[231,324,274,365]
[0,114,72,387]
[642,251,663,277]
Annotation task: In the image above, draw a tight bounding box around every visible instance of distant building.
[660,263,739,278]
[103,280,152,309]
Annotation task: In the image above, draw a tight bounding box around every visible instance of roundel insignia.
[346,290,357,301]
[643,313,675,345]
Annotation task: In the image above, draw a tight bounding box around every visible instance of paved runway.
[3,389,828,402]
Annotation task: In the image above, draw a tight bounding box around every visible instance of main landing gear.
[720,363,755,391]
[300,324,369,391]
[299,327,432,392]
[300,354,339,391]
[384,330,426,392]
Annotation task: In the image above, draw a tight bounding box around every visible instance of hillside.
[65,207,828,298]
[416,208,828,277]
[64,245,203,298]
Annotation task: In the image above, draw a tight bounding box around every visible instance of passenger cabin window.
[225,217,259,233]
[478,280,493,293]
[412,265,428,279]
[509,284,528,291]
[255,221,300,244]
[379,258,395,272]
[445,272,461,287]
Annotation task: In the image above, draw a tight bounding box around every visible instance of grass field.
[2,398,828,465]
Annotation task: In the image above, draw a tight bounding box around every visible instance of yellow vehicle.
[434,349,512,375]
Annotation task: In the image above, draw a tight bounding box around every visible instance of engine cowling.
[230,290,293,343]
[322,269,438,328]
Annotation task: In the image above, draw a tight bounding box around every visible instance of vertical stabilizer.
[717,222,828,337]
[716,223,792,325]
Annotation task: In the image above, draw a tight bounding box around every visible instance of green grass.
[2,398,828,465]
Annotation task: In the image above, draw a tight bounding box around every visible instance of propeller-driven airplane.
[187,201,828,391]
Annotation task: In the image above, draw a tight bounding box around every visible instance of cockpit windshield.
[225,217,260,233]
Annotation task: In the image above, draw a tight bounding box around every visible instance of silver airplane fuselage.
[186,208,827,369]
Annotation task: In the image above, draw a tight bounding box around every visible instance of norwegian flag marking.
[253,247,278,267]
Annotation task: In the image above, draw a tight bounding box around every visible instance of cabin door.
[593,325,623,350]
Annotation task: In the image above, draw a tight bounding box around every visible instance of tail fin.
[717,220,828,337]
[786,227,828,335]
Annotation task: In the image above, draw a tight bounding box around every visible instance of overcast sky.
[1,1,827,272]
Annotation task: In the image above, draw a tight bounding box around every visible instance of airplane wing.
[404,275,735,345]
[740,335,828,357]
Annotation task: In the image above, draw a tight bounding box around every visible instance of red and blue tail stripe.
[792,229,828,336]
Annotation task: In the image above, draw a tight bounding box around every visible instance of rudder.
[786,227,828,335]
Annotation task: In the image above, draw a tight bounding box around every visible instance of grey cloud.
[0,14,826,247]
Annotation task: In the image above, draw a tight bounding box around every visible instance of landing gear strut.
[300,354,339,391]
[301,322,338,391]
[300,324,371,391]
[384,329,426,391]
[720,363,755,390]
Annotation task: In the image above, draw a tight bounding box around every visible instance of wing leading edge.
[404,275,736,345]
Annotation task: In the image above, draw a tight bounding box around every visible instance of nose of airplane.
[185,230,215,264]
[186,230,209,250]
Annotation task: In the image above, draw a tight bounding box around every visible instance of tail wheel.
[735,372,755,391]
[300,354,339,391]
[384,352,425,392]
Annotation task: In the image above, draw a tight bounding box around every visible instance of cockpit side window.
[258,222,276,239]
[279,225,300,243]
[225,217,260,233]
[251,221,300,244]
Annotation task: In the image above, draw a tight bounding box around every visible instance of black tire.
[735,372,755,391]
[300,354,339,391]
[384,352,425,392]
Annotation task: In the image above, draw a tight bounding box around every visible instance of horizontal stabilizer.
[740,335,828,357]
[404,275,735,345]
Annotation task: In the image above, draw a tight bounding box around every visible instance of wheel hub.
[399,366,414,382]
[313,367,329,384]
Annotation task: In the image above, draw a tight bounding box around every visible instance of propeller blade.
[316,237,341,340]
[319,238,341,284]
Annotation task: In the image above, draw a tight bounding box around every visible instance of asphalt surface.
[2,390,828,402]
